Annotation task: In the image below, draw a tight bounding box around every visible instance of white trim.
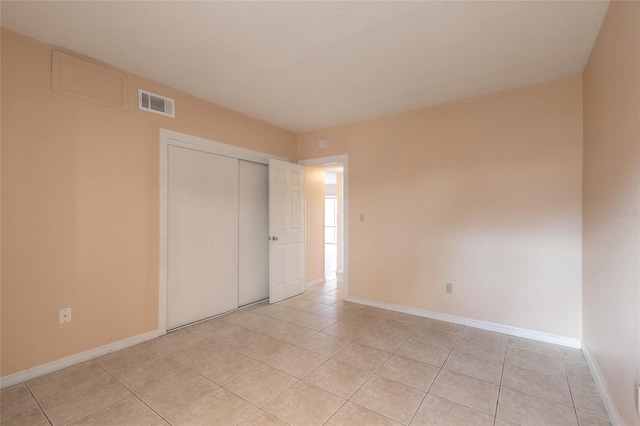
[307,278,326,287]
[344,295,582,348]
[582,343,623,426]
[160,129,288,165]
[298,155,349,299]
[159,129,287,333]
[0,329,163,389]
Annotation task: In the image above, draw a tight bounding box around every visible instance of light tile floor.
[1,277,612,426]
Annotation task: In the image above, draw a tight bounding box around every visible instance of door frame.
[298,155,349,297]
[159,129,286,334]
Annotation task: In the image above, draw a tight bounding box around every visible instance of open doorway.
[325,190,337,278]
[300,155,348,296]
[324,165,343,283]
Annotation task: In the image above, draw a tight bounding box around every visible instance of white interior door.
[238,161,269,306]
[269,159,306,303]
[167,146,239,329]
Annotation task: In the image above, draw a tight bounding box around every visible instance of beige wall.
[298,75,584,339]
[5,14,635,406]
[305,166,325,284]
[0,29,296,376]
[582,1,640,424]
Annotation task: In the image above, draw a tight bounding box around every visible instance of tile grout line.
[296,308,411,424]
[210,292,343,423]
[18,280,610,426]
[96,335,269,425]
[222,375,299,420]
[91,359,169,424]
[339,314,507,423]
[354,318,440,425]
[23,382,54,426]
[562,351,582,425]
[230,294,600,423]
[560,349,611,422]
[409,339,459,425]
[320,326,405,425]
[164,353,266,425]
[494,337,509,426]
[218,298,580,426]
[260,279,345,426]
[29,360,134,426]
[230,281,345,425]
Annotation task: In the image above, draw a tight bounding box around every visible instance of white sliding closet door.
[238,161,269,306]
[167,145,239,329]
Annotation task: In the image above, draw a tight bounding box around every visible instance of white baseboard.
[582,343,623,425]
[307,277,326,287]
[344,295,582,349]
[0,329,164,389]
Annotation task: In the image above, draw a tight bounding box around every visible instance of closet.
[167,145,268,329]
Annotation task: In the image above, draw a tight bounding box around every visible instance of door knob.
[269,236,279,241]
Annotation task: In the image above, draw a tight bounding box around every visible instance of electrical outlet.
[446,283,453,294]
[59,308,71,324]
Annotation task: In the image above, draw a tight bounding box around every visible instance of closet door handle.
[269,236,279,241]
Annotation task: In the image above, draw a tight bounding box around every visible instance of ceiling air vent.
[138,89,175,118]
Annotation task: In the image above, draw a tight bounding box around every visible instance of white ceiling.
[1,1,608,132]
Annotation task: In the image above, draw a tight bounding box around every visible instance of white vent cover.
[138,89,175,118]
